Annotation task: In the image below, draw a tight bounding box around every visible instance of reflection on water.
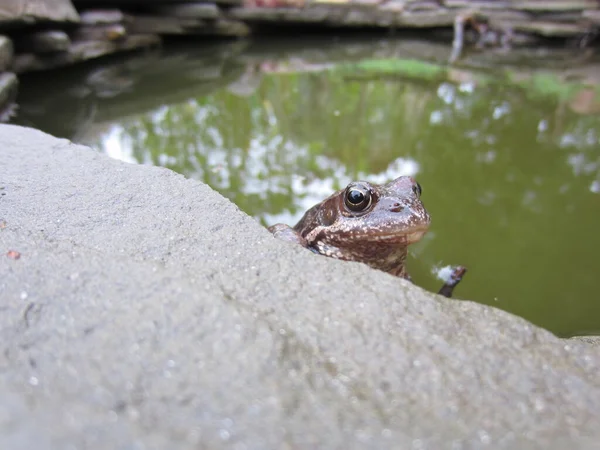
[12,36,600,337]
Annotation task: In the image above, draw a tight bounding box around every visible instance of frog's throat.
[306,226,428,246]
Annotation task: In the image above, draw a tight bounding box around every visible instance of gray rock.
[1,124,600,450]
[583,9,600,24]
[0,72,18,121]
[11,34,160,73]
[14,30,71,53]
[188,18,251,37]
[442,0,597,9]
[145,3,221,20]
[0,0,79,28]
[124,14,205,34]
[394,8,457,27]
[72,0,239,3]
[228,5,457,28]
[124,14,249,37]
[0,35,13,71]
[71,24,127,42]
[79,9,124,25]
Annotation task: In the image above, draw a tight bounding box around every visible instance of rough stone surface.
[0,35,13,71]
[1,124,600,449]
[0,0,79,28]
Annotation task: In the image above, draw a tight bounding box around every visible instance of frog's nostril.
[389,202,403,212]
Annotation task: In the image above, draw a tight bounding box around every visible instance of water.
[12,36,600,337]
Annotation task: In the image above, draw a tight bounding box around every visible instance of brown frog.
[268,176,466,297]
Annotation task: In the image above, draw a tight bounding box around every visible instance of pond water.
[12,35,600,337]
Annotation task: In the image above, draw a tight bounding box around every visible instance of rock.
[583,9,600,24]
[11,34,160,73]
[0,35,13,71]
[72,0,241,3]
[124,14,249,37]
[191,18,251,36]
[79,9,124,25]
[228,6,343,23]
[513,0,599,11]
[1,124,600,449]
[14,30,71,53]
[480,8,532,22]
[71,24,127,42]
[144,3,221,20]
[534,11,587,22]
[395,8,457,27]
[443,0,598,10]
[229,4,459,28]
[124,14,204,34]
[0,72,18,121]
[0,0,79,28]
[512,20,591,36]
[405,0,445,11]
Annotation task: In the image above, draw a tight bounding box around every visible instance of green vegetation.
[334,57,600,104]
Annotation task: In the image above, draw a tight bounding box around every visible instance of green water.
[12,36,600,337]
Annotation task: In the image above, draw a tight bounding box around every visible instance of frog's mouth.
[365,226,429,245]
[405,227,429,244]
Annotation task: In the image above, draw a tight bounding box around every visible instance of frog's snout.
[379,198,405,213]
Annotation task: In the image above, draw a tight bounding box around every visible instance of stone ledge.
[0,0,79,28]
[11,33,160,73]
[1,124,599,449]
[0,0,599,123]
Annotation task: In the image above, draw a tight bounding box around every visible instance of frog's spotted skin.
[268,176,430,279]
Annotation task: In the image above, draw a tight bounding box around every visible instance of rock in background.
[1,0,600,121]
[0,35,17,120]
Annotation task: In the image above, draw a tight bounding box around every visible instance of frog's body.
[269,176,466,297]
[268,176,429,279]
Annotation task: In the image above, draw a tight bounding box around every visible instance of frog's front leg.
[268,223,310,248]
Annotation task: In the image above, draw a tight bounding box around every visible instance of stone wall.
[1,0,600,121]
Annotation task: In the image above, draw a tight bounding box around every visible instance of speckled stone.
[1,124,599,450]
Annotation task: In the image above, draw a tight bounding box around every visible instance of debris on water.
[433,265,459,283]
[433,264,468,298]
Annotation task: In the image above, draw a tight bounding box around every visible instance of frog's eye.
[413,182,422,197]
[345,184,372,212]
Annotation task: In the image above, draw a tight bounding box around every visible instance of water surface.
[13,36,600,337]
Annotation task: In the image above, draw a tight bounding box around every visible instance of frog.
[268,176,466,298]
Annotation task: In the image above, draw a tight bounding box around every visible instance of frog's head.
[303,176,431,247]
